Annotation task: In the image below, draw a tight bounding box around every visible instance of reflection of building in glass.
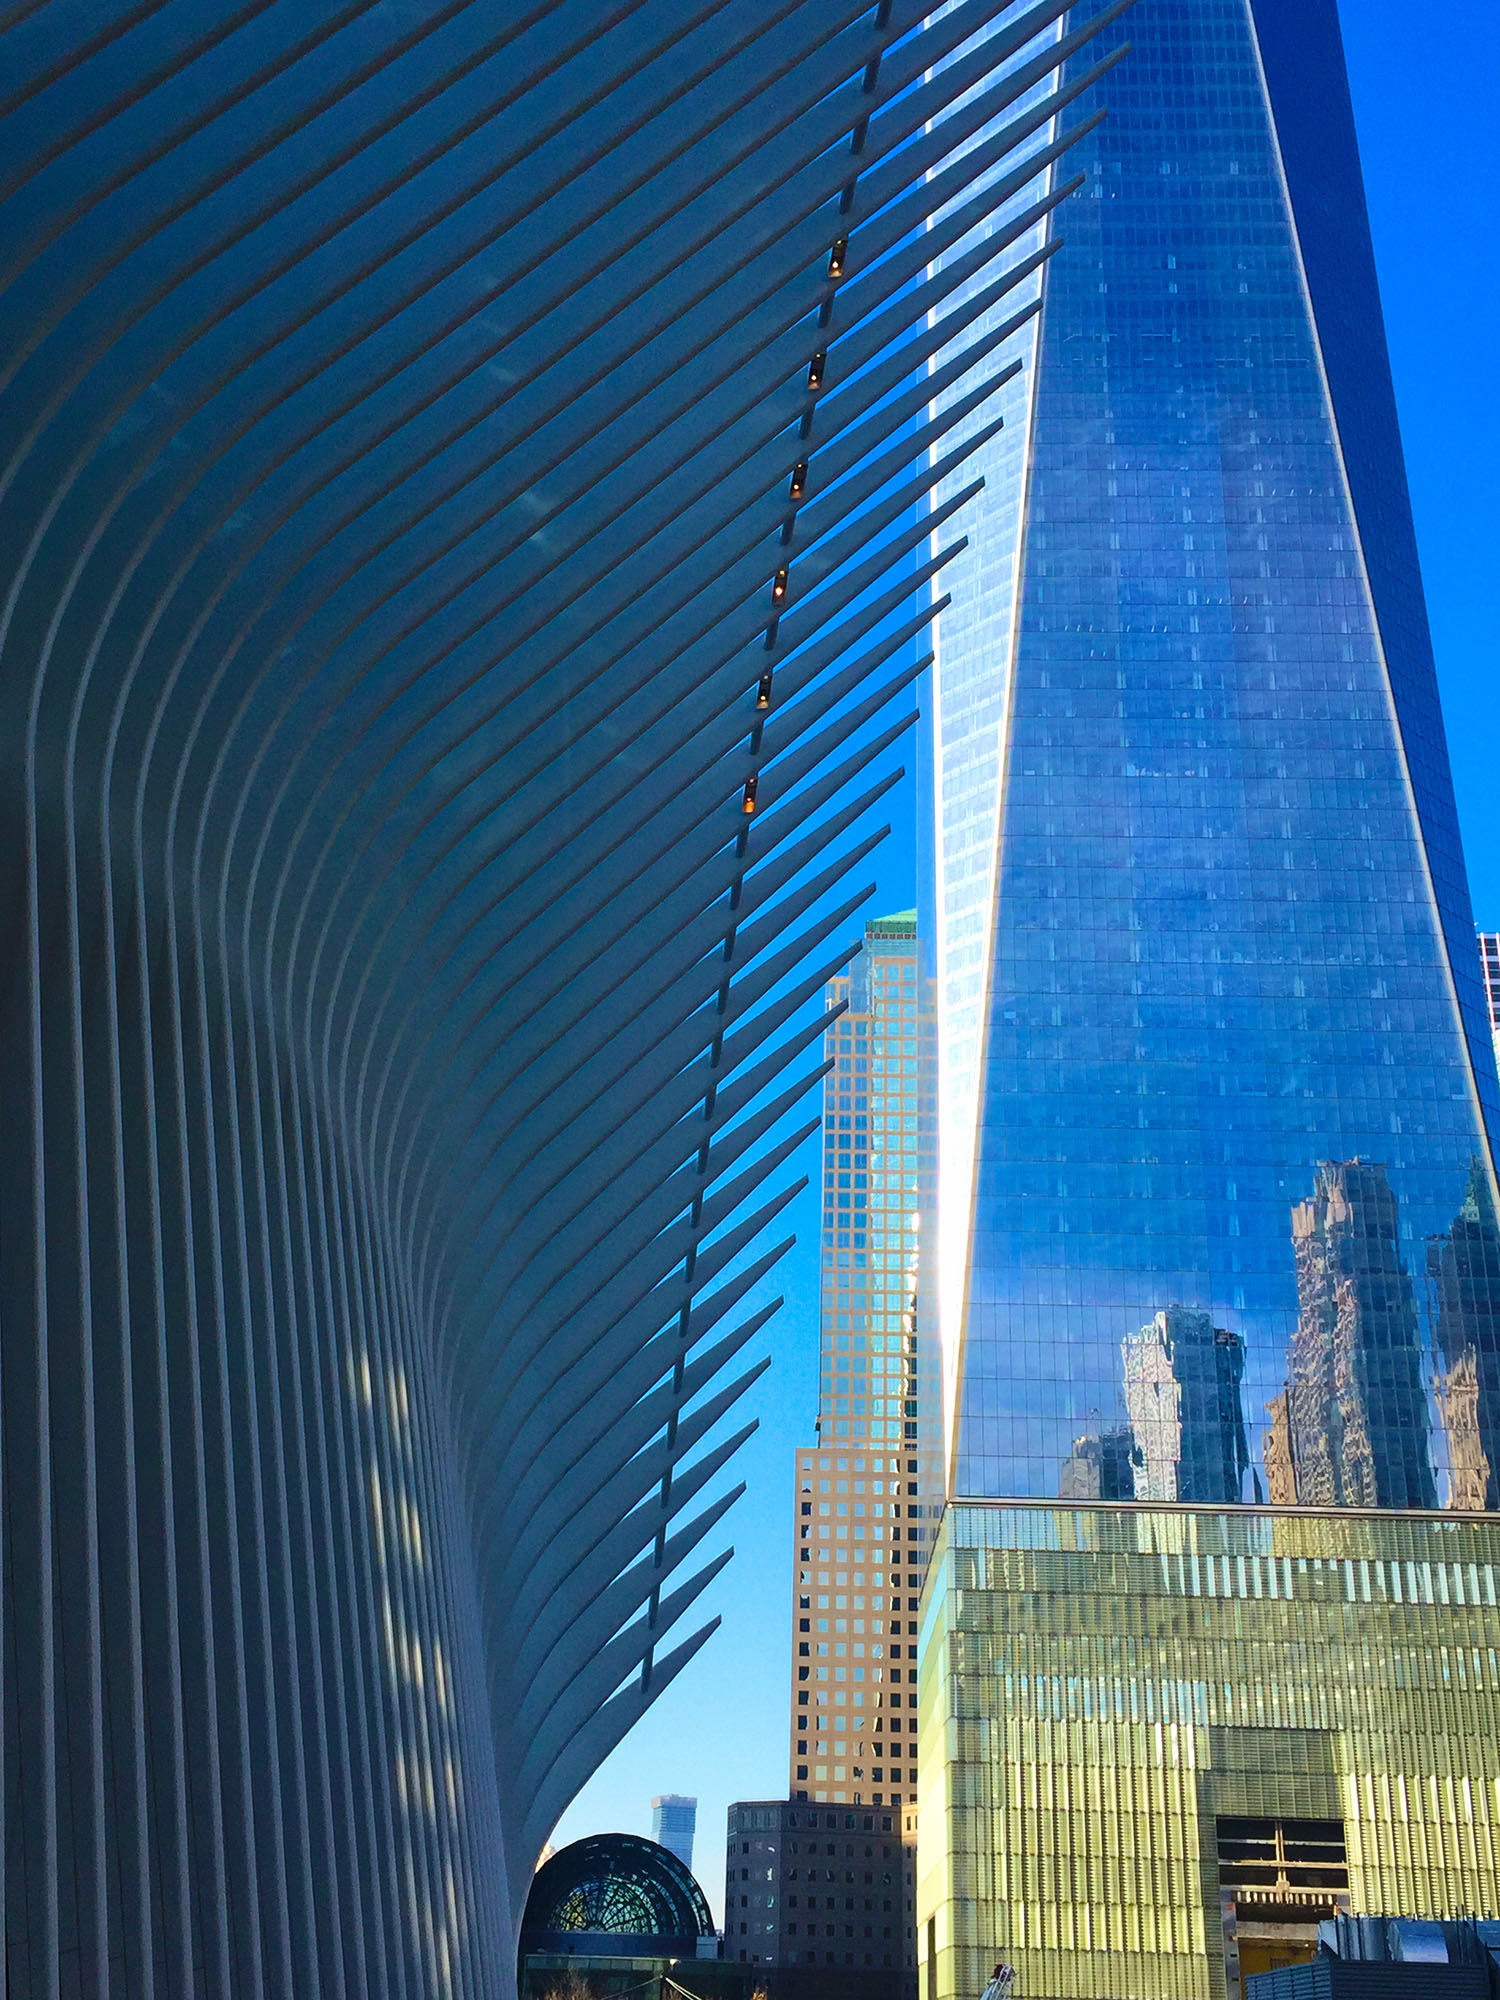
[1428,1159,1500,1510]
[1264,1390,1298,1508]
[1122,1307,1249,1504]
[1436,1351,1489,1514]
[790,916,940,1814]
[1282,1162,1434,1511]
[1057,1426,1136,1501]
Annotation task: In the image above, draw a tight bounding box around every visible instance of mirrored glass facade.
[931,0,1500,1511]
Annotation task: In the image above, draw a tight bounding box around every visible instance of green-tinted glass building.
[919,1507,1500,1999]
[919,0,1500,1994]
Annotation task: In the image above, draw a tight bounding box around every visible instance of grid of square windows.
[792,922,943,1808]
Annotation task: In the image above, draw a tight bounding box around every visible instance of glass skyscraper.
[918,3,1500,1997]
[650,1796,698,1877]
[930,0,1500,1511]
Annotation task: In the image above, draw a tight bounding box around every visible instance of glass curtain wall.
[930,0,1500,1512]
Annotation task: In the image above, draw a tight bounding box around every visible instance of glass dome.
[522,1834,713,1941]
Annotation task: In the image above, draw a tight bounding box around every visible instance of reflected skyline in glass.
[1123,1306,1249,1505]
[1276,1159,1434,1511]
[1428,1160,1500,1509]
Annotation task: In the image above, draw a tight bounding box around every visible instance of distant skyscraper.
[651,1796,697,1876]
[918,1,1500,1996]
[1480,932,1500,1074]
[789,915,939,1811]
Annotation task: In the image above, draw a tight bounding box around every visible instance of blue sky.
[549,0,1500,1926]
[1348,0,1500,921]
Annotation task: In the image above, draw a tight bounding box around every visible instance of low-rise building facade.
[725,1799,916,1990]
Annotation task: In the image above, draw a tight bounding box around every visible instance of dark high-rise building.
[724,1798,916,1992]
[0,5,1121,1994]
[917,2,1500,1997]
[1122,1305,1249,1504]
